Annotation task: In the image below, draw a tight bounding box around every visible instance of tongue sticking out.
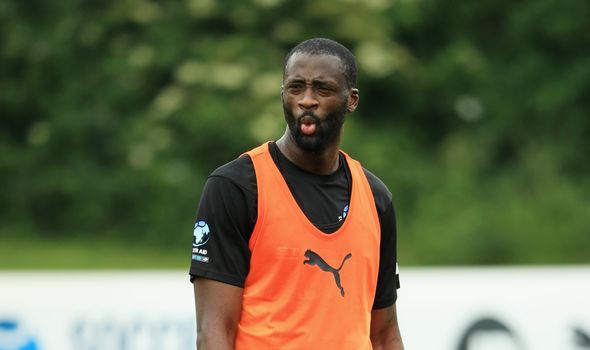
[300,121,317,135]
[299,116,317,135]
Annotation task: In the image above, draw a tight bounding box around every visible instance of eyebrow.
[284,77,339,87]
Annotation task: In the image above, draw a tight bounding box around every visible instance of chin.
[294,133,330,153]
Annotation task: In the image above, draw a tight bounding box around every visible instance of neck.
[276,129,341,175]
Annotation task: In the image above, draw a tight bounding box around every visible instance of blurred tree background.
[1,0,589,268]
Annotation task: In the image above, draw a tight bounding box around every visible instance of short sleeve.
[372,201,400,309]
[189,161,256,287]
[362,168,400,309]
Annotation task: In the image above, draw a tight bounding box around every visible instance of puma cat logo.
[303,249,352,297]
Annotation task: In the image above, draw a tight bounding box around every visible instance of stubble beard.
[283,100,348,154]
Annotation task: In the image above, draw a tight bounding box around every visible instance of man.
[190,38,404,350]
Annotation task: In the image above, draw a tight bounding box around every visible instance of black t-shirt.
[190,142,400,309]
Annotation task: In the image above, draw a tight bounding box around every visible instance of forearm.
[194,279,243,350]
[195,306,239,350]
[371,335,404,350]
[370,304,404,350]
[196,330,235,350]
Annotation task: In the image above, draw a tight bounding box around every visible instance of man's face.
[282,53,358,153]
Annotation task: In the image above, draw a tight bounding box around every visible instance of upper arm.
[370,304,405,350]
[189,156,257,287]
[373,201,399,308]
[363,168,400,308]
[190,157,255,348]
[364,169,403,348]
[194,279,243,349]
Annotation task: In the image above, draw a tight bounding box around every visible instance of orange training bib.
[236,142,381,350]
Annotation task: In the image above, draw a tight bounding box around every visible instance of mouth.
[298,114,319,136]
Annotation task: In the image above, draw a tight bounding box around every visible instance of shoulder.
[209,154,256,192]
[362,167,393,214]
[211,153,254,178]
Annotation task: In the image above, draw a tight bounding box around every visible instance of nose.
[298,87,319,110]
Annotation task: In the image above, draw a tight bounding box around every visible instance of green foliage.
[1,0,588,267]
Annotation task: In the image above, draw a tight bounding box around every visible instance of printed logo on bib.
[303,249,352,297]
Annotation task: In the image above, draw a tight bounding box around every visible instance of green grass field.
[0,236,189,269]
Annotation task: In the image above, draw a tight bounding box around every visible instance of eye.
[316,85,334,96]
[286,82,304,94]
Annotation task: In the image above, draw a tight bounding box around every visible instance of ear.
[347,88,359,113]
